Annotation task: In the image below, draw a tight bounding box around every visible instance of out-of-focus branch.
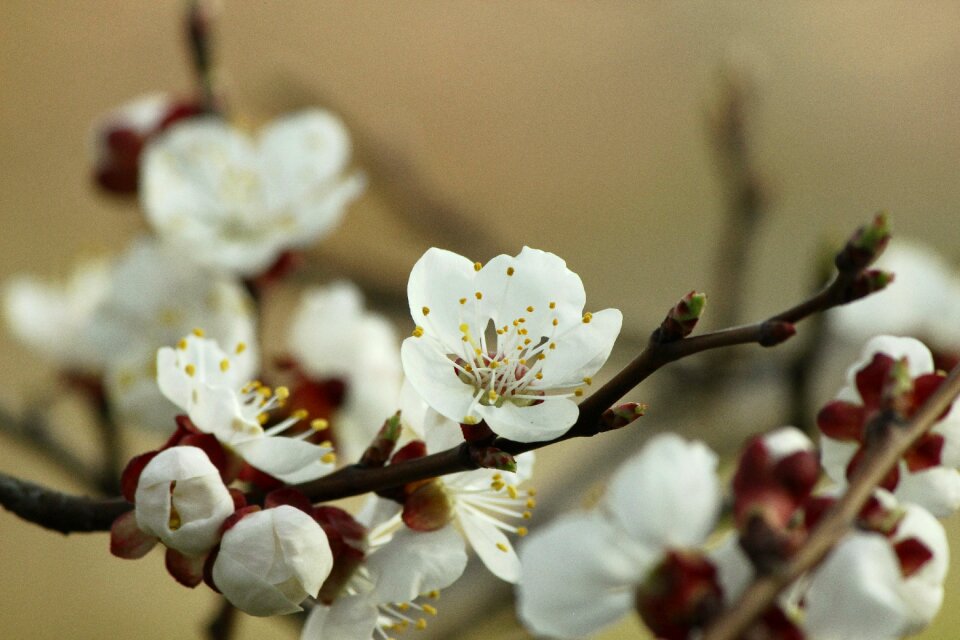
[707,61,767,330]
[206,599,237,640]
[0,470,130,534]
[703,361,960,640]
[0,405,102,490]
[186,0,219,114]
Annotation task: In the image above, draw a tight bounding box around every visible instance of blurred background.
[1,2,959,638]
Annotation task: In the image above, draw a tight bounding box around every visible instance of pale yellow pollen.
[177,338,188,350]
[507,485,518,499]
[192,327,205,337]
[549,301,556,309]
[422,306,431,316]
[575,388,584,397]
[506,267,515,276]
[422,604,438,616]
[319,440,333,448]
[219,359,230,372]
[412,326,424,338]
[462,336,469,343]
[235,342,247,354]
[258,413,269,424]
[185,364,196,377]
[474,261,482,272]
[526,305,534,313]
[474,348,482,356]
[490,360,500,369]
[463,416,478,425]
[311,418,329,431]
[583,376,593,385]
[475,291,483,300]
[522,511,532,519]
[258,386,272,398]
[491,479,505,491]
[516,526,529,537]
[459,297,467,305]
[519,358,527,365]
[488,390,499,402]
[275,386,290,400]
[496,543,509,552]
[582,312,593,323]
[292,408,309,420]
[552,318,559,326]
[416,619,427,630]
[527,498,537,509]
[459,323,470,333]
[321,452,337,464]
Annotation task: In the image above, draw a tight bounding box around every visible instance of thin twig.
[186,0,218,114]
[206,598,237,640]
[0,470,130,534]
[703,361,960,640]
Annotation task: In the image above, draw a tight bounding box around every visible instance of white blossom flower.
[301,500,467,640]
[803,497,948,639]
[212,505,334,616]
[401,247,622,443]
[141,110,365,276]
[517,434,720,639]
[134,446,234,557]
[819,336,960,516]
[157,334,335,483]
[287,281,402,463]
[87,238,257,430]
[4,257,110,371]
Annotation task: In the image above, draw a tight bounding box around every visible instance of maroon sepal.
[895,537,934,578]
[402,481,452,532]
[904,434,946,472]
[816,401,866,442]
[203,548,220,593]
[110,510,157,559]
[166,548,207,588]
[120,451,160,502]
[391,440,428,465]
[460,421,494,443]
[855,353,896,411]
[314,506,367,605]
[221,505,261,534]
[237,464,284,492]
[228,489,247,511]
[635,550,724,640]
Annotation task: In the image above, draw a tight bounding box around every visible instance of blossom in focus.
[3,257,110,372]
[91,93,202,195]
[302,503,467,640]
[818,336,960,516]
[803,494,948,639]
[518,434,722,639]
[401,247,622,442]
[84,238,257,430]
[133,445,234,557]
[141,109,365,276]
[212,505,334,616]
[157,333,335,483]
[286,281,402,463]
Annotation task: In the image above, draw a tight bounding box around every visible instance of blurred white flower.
[157,333,335,483]
[517,434,720,639]
[803,497,948,639]
[141,110,365,276]
[818,336,960,516]
[87,238,257,430]
[4,257,110,371]
[213,505,333,616]
[287,281,402,463]
[401,246,622,443]
[134,446,234,557]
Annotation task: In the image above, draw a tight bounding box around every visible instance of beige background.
[1,2,959,639]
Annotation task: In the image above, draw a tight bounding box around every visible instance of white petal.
[804,533,910,640]
[406,248,479,351]
[459,507,521,582]
[273,506,335,596]
[819,435,858,487]
[259,110,351,202]
[895,465,960,517]
[233,437,334,484]
[367,526,467,603]
[931,401,960,467]
[844,336,934,389]
[536,308,622,387]
[894,503,948,633]
[709,533,755,604]
[301,596,379,640]
[517,511,652,639]
[401,337,477,424]
[603,433,720,550]
[477,397,579,443]
[763,426,815,460]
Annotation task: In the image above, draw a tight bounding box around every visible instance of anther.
[185,364,196,377]
[192,328,205,337]
[177,338,188,350]
[475,291,483,300]
[473,262,482,272]
[496,543,509,552]
[311,419,329,431]
[582,312,593,323]
[526,305,534,312]
[321,452,337,464]
[422,306,430,315]
[412,326,424,338]
[220,359,230,372]
[516,526,529,537]
[235,342,247,354]
[507,267,515,276]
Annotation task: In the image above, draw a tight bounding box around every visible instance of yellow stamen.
[177,338,188,350]
[311,419,329,431]
[575,388,584,397]
[235,342,247,354]
[507,485,518,499]
[507,267,515,276]
[275,386,290,400]
[292,409,309,420]
[582,312,593,323]
[527,498,537,508]
[412,326,424,338]
[422,604,438,616]
[516,526,529,537]
[583,376,593,385]
[496,543,509,552]
[219,359,230,372]
[184,364,196,377]
[473,261,482,271]
[459,297,467,305]
[321,452,337,464]
[549,301,556,309]
[192,327,205,337]
[422,306,430,316]
[526,305,534,312]
[475,291,483,300]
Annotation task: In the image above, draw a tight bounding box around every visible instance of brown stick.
[702,362,960,640]
[0,470,130,534]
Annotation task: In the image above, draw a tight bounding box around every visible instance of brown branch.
[206,598,237,640]
[703,361,960,640]
[0,470,130,534]
[297,261,870,502]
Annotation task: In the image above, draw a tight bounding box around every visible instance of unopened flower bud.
[652,291,707,344]
[212,505,333,616]
[759,320,796,347]
[843,269,895,303]
[134,446,234,557]
[360,411,403,468]
[835,212,892,272]
[600,402,648,431]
